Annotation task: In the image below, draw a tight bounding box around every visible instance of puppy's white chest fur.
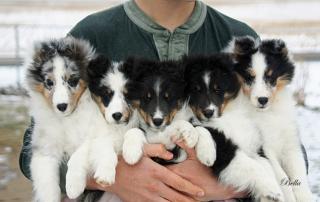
[250,89,299,155]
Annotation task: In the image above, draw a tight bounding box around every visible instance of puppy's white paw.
[195,126,216,166]
[94,166,116,187]
[66,170,87,199]
[122,142,144,165]
[122,128,146,165]
[196,143,216,166]
[261,190,284,202]
[168,120,198,148]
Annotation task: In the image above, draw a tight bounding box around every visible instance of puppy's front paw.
[196,142,216,166]
[122,142,144,165]
[169,120,198,148]
[122,128,145,165]
[195,126,216,166]
[94,166,116,187]
[66,170,87,199]
[260,190,284,202]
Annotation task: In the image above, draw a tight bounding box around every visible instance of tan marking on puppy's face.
[271,75,291,99]
[190,105,205,121]
[138,108,153,126]
[122,107,133,123]
[164,108,178,125]
[92,94,105,116]
[68,79,87,112]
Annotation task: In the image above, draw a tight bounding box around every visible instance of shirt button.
[163,31,170,37]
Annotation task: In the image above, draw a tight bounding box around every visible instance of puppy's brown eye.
[146,92,152,99]
[68,78,79,87]
[45,79,54,87]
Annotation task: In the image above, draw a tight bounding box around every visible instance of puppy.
[184,53,283,202]
[66,55,139,201]
[229,36,313,202]
[26,37,105,202]
[121,58,216,167]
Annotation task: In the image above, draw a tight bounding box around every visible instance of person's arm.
[19,118,34,180]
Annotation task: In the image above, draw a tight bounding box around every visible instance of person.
[20,0,265,201]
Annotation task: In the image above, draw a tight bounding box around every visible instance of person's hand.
[167,141,247,201]
[87,144,204,202]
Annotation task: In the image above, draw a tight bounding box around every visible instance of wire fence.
[0,24,71,86]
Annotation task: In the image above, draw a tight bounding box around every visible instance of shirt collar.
[124,0,207,34]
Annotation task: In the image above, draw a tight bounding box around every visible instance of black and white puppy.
[184,53,283,202]
[229,36,313,202]
[66,55,139,201]
[121,58,216,167]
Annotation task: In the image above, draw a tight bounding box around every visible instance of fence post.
[14,24,20,87]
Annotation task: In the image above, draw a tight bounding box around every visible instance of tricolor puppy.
[184,53,284,202]
[26,37,107,202]
[66,55,139,201]
[121,58,215,167]
[230,36,313,202]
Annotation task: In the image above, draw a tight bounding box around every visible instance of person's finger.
[157,167,204,197]
[157,198,170,202]
[143,144,173,160]
[175,140,197,159]
[158,183,197,202]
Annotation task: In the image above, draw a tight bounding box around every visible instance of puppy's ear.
[32,40,57,65]
[61,37,95,62]
[233,36,259,56]
[26,40,58,88]
[87,54,111,93]
[260,39,288,57]
[122,57,136,78]
[87,54,110,79]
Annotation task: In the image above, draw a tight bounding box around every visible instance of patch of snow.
[297,107,320,199]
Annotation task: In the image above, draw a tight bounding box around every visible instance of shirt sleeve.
[19,118,34,180]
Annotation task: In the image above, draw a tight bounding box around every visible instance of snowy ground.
[298,107,320,198]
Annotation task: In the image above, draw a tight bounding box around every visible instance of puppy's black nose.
[203,109,214,118]
[57,103,68,112]
[112,112,123,121]
[258,97,269,105]
[153,118,163,127]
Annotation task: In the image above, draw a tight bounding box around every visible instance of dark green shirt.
[20,0,258,184]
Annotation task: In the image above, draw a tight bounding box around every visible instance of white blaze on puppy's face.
[39,56,86,116]
[249,53,273,110]
[51,56,71,114]
[101,63,130,124]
